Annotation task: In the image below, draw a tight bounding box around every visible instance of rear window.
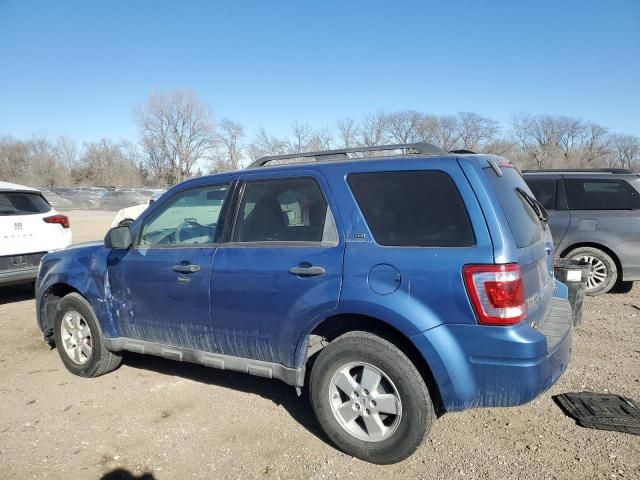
[525,176,557,210]
[485,168,545,248]
[564,178,640,210]
[347,170,474,247]
[0,192,51,216]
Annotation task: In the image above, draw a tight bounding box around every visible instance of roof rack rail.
[449,149,477,154]
[248,143,446,168]
[522,168,632,174]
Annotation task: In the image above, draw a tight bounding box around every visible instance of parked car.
[524,169,640,295]
[110,190,166,227]
[98,190,148,210]
[1,182,72,287]
[51,187,102,209]
[36,144,573,463]
[40,189,74,210]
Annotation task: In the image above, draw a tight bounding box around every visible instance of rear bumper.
[411,296,573,412]
[0,266,39,286]
[616,241,640,281]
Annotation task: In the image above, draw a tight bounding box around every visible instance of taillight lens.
[463,263,525,325]
[43,214,70,229]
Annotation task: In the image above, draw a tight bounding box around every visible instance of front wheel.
[309,331,434,464]
[54,293,122,377]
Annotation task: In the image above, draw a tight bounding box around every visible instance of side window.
[525,177,557,210]
[347,170,475,247]
[234,177,333,243]
[564,178,640,210]
[139,184,229,246]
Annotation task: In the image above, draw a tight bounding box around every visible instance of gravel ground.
[0,210,638,479]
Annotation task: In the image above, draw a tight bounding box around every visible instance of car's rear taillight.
[463,263,525,325]
[43,214,70,228]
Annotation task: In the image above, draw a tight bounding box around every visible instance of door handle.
[289,265,326,277]
[172,264,200,273]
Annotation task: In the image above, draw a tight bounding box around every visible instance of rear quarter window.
[347,170,475,247]
[564,178,640,210]
[485,168,545,248]
[0,192,51,215]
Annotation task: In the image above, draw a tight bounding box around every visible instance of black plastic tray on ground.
[553,392,640,435]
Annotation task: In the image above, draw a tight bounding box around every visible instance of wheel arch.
[301,313,445,415]
[39,283,82,339]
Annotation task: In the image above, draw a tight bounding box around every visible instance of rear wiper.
[516,188,548,225]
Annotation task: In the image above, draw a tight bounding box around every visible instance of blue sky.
[0,0,638,145]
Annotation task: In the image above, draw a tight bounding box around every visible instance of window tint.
[347,171,474,247]
[525,177,557,210]
[234,177,331,243]
[485,168,545,248]
[564,178,640,210]
[140,184,229,246]
[0,192,51,216]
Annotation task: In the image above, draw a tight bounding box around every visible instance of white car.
[110,190,166,228]
[0,182,72,287]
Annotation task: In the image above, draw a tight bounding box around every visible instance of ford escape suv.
[36,144,573,464]
[524,169,640,295]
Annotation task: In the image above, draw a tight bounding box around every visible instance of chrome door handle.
[172,264,200,273]
[289,265,326,277]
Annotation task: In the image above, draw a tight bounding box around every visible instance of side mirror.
[104,226,132,249]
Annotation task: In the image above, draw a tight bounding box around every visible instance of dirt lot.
[0,210,638,479]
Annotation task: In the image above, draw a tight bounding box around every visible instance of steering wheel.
[176,219,204,243]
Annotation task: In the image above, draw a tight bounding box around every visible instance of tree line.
[1,89,638,188]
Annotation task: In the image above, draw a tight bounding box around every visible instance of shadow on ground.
[100,469,155,480]
[0,284,35,305]
[121,351,328,445]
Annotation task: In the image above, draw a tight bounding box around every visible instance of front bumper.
[411,296,573,412]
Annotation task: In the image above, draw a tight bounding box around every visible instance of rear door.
[525,175,571,251]
[484,166,555,326]
[210,172,343,367]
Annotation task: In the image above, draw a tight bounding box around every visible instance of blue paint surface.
[36,154,573,411]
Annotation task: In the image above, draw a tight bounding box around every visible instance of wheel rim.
[60,310,92,365]
[328,362,402,442]
[575,255,608,290]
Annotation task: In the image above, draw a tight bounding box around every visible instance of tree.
[456,112,500,151]
[211,118,245,172]
[336,117,358,148]
[135,90,216,184]
[610,134,640,171]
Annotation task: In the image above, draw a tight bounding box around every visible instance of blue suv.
[36,144,573,464]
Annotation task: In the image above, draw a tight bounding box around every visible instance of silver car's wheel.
[60,310,92,365]
[329,362,402,442]
[567,246,618,295]
[576,255,607,290]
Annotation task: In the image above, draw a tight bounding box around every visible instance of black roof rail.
[522,168,632,174]
[248,143,446,168]
[449,149,477,154]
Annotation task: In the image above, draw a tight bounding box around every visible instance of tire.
[611,280,634,294]
[309,331,434,464]
[566,247,618,296]
[54,293,122,377]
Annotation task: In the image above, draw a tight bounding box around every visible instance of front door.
[210,174,343,367]
[106,183,231,351]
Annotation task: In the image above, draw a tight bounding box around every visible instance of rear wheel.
[54,293,122,377]
[309,331,434,464]
[566,247,617,296]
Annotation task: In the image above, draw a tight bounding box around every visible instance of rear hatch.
[0,190,67,256]
[483,163,555,327]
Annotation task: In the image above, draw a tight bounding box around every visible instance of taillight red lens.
[463,263,525,325]
[43,214,70,229]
